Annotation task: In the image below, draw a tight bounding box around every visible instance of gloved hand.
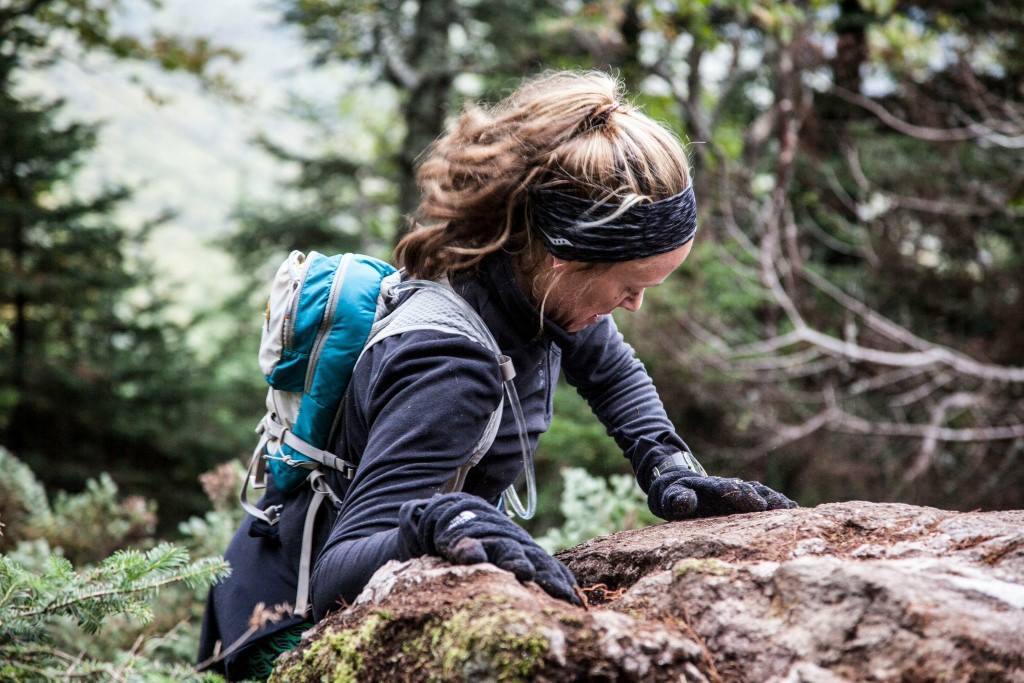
[647,453,798,521]
[399,492,581,606]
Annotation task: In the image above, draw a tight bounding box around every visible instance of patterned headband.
[529,184,698,262]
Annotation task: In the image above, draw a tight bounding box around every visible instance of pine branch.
[20,557,228,619]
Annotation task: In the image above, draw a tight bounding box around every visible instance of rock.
[557,502,1024,587]
[271,557,709,682]
[272,502,1024,682]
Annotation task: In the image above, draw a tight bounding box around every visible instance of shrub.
[536,467,658,553]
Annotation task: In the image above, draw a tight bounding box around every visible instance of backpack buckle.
[263,504,282,525]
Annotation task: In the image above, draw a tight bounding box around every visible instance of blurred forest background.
[1,0,1022,678]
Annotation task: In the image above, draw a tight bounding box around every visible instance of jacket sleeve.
[309,331,502,619]
[559,314,693,492]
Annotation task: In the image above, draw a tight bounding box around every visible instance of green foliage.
[527,383,625,535]
[0,452,244,680]
[0,542,228,681]
[0,445,49,552]
[536,468,658,553]
[536,384,623,475]
[0,447,157,565]
[38,475,158,565]
[178,461,246,560]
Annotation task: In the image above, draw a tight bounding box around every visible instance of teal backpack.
[240,251,536,615]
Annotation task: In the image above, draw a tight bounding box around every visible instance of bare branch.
[834,85,1024,148]
[888,193,1001,217]
[801,211,872,259]
[677,316,730,356]
[797,267,1024,382]
[848,366,931,397]
[830,408,1024,442]
[762,407,835,453]
[728,330,804,358]
[832,86,978,142]
[902,392,985,484]
[733,347,823,371]
[844,141,1021,219]
[734,357,840,381]
[887,373,954,409]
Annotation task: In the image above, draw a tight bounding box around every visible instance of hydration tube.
[499,371,537,520]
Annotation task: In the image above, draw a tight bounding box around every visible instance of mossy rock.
[272,598,549,683]
[270,559,707,682]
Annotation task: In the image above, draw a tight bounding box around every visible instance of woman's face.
[542,240,695,333]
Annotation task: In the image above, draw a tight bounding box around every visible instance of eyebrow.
[635,275,669,288]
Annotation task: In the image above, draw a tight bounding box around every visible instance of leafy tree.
[279,0,578,235]
[615,0,1024,509]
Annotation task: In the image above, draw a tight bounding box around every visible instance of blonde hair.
[395,70,691,283]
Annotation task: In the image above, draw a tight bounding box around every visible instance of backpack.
[239,251,537,615]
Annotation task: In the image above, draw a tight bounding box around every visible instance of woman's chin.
[567,314,602,333]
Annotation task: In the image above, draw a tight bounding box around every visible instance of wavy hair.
[394,71,691,283]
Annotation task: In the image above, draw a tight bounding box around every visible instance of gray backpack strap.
[293,469,343,617]
[360,278,509,494]
[362,278,502,359]
[441,401,503,493]
[361,278,534,517]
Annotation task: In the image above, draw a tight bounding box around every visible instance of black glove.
[646,453,799,521]
[399,493,581,606]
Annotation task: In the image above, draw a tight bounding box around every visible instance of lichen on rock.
[271,612,388,683]
[404,600,549,682]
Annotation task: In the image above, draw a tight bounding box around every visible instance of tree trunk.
[394,0,456,243]
[6,185,27,454]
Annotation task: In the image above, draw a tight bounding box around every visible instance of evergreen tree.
[0,0,246,524]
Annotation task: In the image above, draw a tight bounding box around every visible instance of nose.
[620,290,644,312]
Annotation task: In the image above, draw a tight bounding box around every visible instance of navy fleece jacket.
[198,252,692,677]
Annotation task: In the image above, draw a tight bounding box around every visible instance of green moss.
[273,597,552,683]
[404,600,550,683]
[271,612,388,683]
[673,558,734,577]
[556,612,584,627]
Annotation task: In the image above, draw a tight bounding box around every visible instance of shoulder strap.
[360,277,511,490]
[360,277,534,518]
[361,276,504,361]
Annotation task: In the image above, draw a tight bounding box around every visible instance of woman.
[198,70,797,679]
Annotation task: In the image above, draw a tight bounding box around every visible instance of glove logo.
[447,510,478,530]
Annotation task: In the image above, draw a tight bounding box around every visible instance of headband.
[529,184,698,262]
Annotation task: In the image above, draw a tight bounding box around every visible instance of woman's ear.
[550,255,568,270]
